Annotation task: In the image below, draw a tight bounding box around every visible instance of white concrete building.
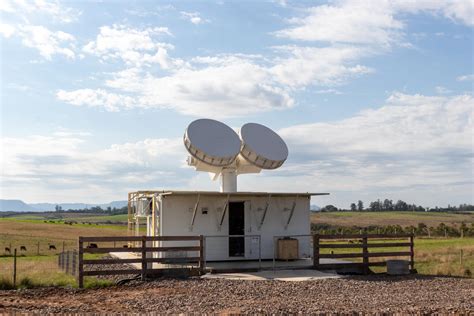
[128,190,327,261]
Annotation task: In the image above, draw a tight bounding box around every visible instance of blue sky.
[0,0,473,208]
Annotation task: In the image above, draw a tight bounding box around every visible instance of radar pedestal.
[184,119,288,192]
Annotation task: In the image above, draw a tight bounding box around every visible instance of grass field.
[312,211,474,227]
[0,211,473,289]
[0,217,128,288]
[0,212,129,224]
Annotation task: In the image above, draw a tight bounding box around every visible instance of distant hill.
[0,199,38,212]
[0,199,127,212]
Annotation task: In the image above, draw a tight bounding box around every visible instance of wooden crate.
[277,238,299,260]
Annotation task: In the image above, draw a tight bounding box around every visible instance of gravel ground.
[0,275,472,314]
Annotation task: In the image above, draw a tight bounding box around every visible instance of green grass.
[0,253,115,289]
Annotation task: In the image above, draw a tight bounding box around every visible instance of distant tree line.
[320,200,474,213]
[312,222,474,237]
[54,205,128,214]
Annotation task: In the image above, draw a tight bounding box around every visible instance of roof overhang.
[129,190,329,197]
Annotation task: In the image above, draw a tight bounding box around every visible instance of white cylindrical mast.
[220,169,237,192]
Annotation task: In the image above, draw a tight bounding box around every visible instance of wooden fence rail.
[77,235,204,288]
[313,234,414,274]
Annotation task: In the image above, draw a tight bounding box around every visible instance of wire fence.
[0,240,79,287]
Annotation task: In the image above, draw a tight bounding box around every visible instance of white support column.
[220,169,237,192]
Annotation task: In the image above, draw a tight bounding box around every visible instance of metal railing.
[203,235,261,270]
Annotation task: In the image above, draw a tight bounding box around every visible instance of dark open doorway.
[228,201,245,257]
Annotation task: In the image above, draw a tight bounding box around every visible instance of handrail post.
[141,236,147,281]
[199,235,204,274]
[410,234,415,272]
[313,234,320,269]
[78,237,84,288]
[362,233,369,275]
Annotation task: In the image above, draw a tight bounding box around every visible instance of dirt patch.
[0,275,472,314]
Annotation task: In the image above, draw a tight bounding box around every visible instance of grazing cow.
[5,247,11,254]
[20,246,27,251]
[87,243,98,249]
[49,245,56,250]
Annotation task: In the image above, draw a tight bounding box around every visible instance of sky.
[0,0,473,208]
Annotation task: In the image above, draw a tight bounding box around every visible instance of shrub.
[19,277,36,289]
[0,277,14,290]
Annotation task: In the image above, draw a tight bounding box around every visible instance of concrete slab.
[201,269,341,281]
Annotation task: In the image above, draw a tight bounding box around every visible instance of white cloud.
[0,23,15,37]
[59,57,295,118]
[18,25,75,60]
[0,0,81,23]
[0,132,186,202]
[435,86,452,94]
[270,93,473,206]
[457,74,474,81]
[275,0,473,47]
[270,45,374,88]
[83,24,174,67]
[180,11,209,25]
[56,89,137,112]
[275,2,404,47]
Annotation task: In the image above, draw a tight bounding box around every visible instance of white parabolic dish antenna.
[184,119,288,192]
[184,119,241,167]
[240,123,288,170]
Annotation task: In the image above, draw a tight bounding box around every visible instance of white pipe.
[220,169,237,192]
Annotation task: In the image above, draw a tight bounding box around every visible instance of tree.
[357,200,364,211]
[55,205,62,212]
[395,200,408,211]
[369,200,382,211]
[350,203,357,211]
[321,205,338,212]
[383,199,393,211]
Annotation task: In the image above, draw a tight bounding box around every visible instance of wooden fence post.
[313,234,320,269]
[362,234,369,275]
[410,235,414,272]
[59,252,63,270]
[199,235,204,274]
[141,236,147,281]
[78,237,84,288]
[66,251,70,274]
[72,250,77,276]
[13,249,17,288]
